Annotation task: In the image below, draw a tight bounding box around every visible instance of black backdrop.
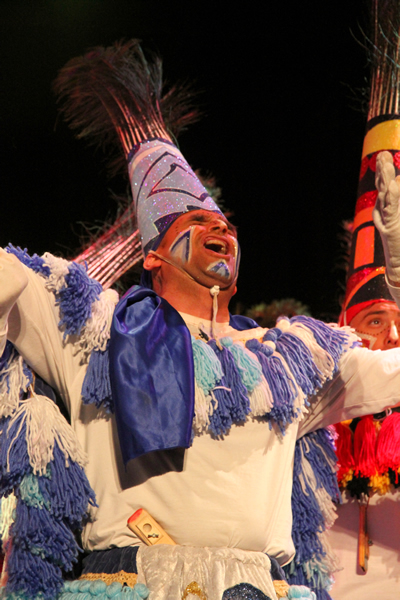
[0,0,369,319]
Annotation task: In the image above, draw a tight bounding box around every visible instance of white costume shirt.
[2,264,400,567]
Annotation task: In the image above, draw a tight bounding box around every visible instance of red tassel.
[353,415,377,478]
[334,422,355,484]
[376,412,400,479]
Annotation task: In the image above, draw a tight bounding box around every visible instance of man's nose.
[388,321,400,344]
[209,218,227,234]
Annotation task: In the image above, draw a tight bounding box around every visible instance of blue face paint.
[169,227,193,264]
[207,260,231,280]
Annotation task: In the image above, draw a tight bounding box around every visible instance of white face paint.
[232,239,240,279]
[207,260,231,280]
[169,227,194,264]
[355,331,378,349]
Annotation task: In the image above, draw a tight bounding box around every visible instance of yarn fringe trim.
[5,246,118,413]
[60,579,149,600]
[0,344,96,600]
[284,428,341,600]
[6,246,118,357]
[335,410,400,498]
[192,316,357,437]
[0,342,32,419]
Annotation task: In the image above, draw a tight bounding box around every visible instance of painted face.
[157,209,239,288]
[350,301,400,350]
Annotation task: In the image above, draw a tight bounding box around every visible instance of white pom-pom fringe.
[6,390,88,475]
[42,253,70,293]
[0,493,16,543]
[298,443,338,529]
[288,323,335,381]
[276,318,291,332]
[304,532,342,582]
[41,253,118,357]
[0,351,30,418]
[193,383,212,434]
[77,288,119,355]
[274,351,309,422]
[249,379,273,416]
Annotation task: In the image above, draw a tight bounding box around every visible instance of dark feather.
[53,40,200,175]
[365,0,400,119]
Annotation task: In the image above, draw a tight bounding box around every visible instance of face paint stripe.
[207,260,230,280]
[169,227,193,264]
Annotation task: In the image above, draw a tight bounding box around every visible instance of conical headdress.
[54,40,222,258]
[341,1,400,325]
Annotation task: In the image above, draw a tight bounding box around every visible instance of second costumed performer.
[329,3,400,597]
[3,41,400,600]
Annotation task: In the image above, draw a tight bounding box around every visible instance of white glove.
[373,151,400,286]
[0,248,28,331]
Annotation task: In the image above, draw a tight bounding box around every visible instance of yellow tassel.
[370,471,391,495]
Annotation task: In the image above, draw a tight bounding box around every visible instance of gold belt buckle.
[182,581,207,599]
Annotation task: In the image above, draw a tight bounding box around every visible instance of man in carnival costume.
[2,40,400,600]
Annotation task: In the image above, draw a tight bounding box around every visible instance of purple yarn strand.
[207,340,250,436]
[81,345,113,412]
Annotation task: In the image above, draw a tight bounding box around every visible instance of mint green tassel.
[220,337,262,392]
[191,336,223,394]
[20,473,48,509]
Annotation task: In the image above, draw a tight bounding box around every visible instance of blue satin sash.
[109,285,258,464]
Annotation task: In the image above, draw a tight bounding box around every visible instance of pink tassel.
[354,415,377,478]
[376,412,400,481]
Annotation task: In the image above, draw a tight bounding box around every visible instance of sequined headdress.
[340,1,400,326]
[54,40,222,258]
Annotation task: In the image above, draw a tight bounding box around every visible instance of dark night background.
[0,0,370,320]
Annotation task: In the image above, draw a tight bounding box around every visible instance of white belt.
[136,545,278,600]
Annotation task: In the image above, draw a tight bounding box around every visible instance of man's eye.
[368,319,383,326]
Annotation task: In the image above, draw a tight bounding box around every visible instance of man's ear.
[143,253,162,271]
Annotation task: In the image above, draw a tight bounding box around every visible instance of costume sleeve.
[4,252,117,418]
[0,319,7,357]
[298,345,400,436]
[6,263,85,416]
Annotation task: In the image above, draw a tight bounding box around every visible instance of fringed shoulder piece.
[6,245,118,358]
[0,248,106,598]
[284,428,341,600]
[4,246,118,412]
[0,345,97,600]
[192,315,358,438]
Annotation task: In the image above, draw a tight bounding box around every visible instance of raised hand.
[373,151,400,285]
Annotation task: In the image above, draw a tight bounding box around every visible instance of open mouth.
[204,239,228,254]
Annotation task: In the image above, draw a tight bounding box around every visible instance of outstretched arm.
[1,249,117,416]
[0,248,28,354]
[373,151,400,290]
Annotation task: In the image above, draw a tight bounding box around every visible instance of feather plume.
[365,0,400,119]
[53,39,199,175]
